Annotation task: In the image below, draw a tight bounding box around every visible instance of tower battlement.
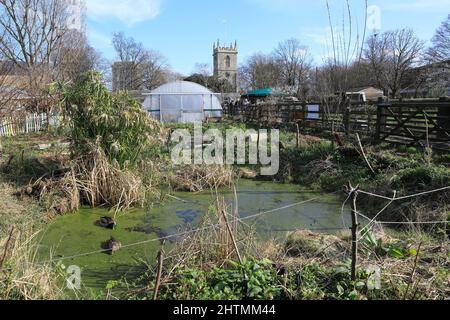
[213,39,238,93]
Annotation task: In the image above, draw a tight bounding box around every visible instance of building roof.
[348,86,383,93]
[148,80,219,95]
[241,88,287,98]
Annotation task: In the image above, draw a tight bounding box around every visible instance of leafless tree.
[56,30,104,83]
[427,14,450,65]
[112,32,168,91]
[321,0,369,95]
[0,0,69,68]
[239,53,282,91]
[365,29,424,98]
[274,39,313,95]
[190,63,211,87]
[0,0,75,112]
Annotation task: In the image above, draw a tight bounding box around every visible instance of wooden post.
[437,101,450,141]
[296,122,300,149]
[376,104,388,142]
[346,182,359,282]
[0,226,15,269]
[152,244,165,301]
[343,105,351,136]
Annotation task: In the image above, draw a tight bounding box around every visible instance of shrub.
[58,71,161,168]
[393,165,450,190]
[159,258,281,300]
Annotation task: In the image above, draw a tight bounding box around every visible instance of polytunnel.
[142,81,223,123]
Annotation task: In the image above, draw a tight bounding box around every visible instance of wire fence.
[356,186,449,241]
[1,185,448,272]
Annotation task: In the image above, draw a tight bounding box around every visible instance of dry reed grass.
[0,182,63,300]
[155,192,257,289]
[33,144,145,215]
[173,165,234,192]
[0,226,64,300]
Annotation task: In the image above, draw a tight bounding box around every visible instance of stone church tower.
[66,0,86,32]
[213,40,238,92]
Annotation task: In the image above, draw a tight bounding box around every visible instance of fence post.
[152,243,165,301]
[376,103,388,142]
[343,104,350,136]
[346,182,359,282]
[437,101,450,141]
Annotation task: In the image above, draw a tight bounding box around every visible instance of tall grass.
[0,226,64,300]
[0,182,64,300]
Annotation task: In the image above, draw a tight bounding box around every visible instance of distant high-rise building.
[213,40,238,92]
[66,0,86,32]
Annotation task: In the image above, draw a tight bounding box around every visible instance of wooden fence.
[376,101,450,150]
[235,99,450,150]
[0,112,60,137]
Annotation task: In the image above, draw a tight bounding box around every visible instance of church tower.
[66,0,86,32]
[213,40,238,93]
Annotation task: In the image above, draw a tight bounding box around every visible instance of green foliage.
[288,263,379,300]
[58,71,160,167]
[157,258,281,300]
[392,165,450,190]
[360,229,417,259]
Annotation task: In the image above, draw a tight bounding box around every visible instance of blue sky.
[85,0,450,75]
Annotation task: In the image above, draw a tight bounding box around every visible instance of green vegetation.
[0,72,448,300]
[58,71,162,168]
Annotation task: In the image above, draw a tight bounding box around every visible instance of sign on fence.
[0,112,60,137]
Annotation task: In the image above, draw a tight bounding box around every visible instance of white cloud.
[86,0,162,25]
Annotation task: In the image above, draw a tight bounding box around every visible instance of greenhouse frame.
[142,81,223,123]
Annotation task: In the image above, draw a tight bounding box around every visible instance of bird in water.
[98,216,117,229]
[105,237,122,255]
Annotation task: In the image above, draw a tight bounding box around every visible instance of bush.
[159,258,281,300]
[58,71,161,168]
[393,165,450,190]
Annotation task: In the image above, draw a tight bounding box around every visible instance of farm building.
[142,81,222,123]
[348,86,384,102]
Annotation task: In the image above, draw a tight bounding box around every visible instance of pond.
[37,180,350,295]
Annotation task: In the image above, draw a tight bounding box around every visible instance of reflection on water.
[38,180,349,293]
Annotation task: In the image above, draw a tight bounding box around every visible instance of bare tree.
[56,31,104,83]
[0,0,72,112]
[0,0,68,68]
[189,63,211,87]
[365,29,424,98]
[112,32,168,91]
[239,53,282,91]
[274,38,312,94]
[364,33,390,93]
[427,14,450,64]
[0,61,21,115]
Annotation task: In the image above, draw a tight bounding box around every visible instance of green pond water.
[38,180,350,294]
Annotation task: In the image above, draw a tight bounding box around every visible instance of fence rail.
[232,99,450,150]
[0,112,60,137]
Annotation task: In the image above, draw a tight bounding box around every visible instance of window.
[225,56,231,68]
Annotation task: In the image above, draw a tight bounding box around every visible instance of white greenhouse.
[142,81,223,123]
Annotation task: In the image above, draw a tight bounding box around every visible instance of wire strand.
[39,191,340,264]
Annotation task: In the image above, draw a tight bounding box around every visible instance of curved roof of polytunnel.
[149,81,217,95]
